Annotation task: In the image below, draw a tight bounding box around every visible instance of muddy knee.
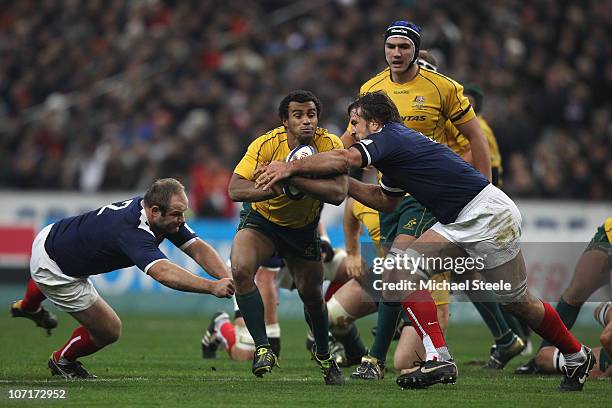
[327,296,356,335]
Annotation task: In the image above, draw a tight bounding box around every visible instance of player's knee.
[296,282,322,304]
[534,347,556,371]
[106,317,122,344]
[492,279,527,305]
[92,318,121,346]
[534,350,546,368]
[301,293,325,315]
[327,296,355,332]
[231,263,255,288]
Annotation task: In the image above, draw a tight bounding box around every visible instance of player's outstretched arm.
[348,178,402,213]
[183,239,232,280]
[147,260,235,298]
[228,173,283,202]
[289,174,348,205]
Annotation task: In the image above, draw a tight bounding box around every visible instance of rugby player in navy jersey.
[255,91,595,392]
[10,178,234,379]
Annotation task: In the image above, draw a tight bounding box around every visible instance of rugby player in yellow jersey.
[325,195,450,375]
[529,300,612,379]
[256,91,595,391]
[341,21,491,379]
[227,90,347,385]
[517,218,612,375]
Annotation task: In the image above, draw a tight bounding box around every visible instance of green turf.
[1,312,609,407]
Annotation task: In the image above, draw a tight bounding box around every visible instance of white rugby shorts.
[430,184,522,269]
[30,224,99,312]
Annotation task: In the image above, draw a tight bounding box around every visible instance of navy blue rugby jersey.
[44,197,197,277]
[352,122,489,224]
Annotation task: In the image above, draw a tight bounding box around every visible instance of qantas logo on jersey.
[401,115,426,122]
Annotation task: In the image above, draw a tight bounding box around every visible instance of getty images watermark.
[370,252,512,292]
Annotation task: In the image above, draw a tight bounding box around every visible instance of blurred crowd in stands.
[0,0,610,217]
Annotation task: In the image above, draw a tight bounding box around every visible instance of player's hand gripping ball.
[284,145,316,200]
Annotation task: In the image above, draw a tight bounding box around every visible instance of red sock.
[54,326,102,362]
[219,321,236,353]
[533,301,581,354]
[401,290,447,356]
[324,282,344,302]
[21,279,46,312]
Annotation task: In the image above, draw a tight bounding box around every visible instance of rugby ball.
[284,145,316,200]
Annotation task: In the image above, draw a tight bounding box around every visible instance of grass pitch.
[1,311,610,407]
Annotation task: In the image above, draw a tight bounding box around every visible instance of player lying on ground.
[516,218,611,374]
[532,301,611,378]
[202,262,280,361]
[10,178,234,379]
[256,91,595,391]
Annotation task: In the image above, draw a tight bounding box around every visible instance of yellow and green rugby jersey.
[443,119,470,157]
[450,115,503,185]
[352,200,380,246]
[605,218,612,243]
[358,67,476,155]
[351,199,449,305]
[234,126,343,228]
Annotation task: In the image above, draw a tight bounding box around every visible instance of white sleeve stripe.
[180,237,198,251]
[357,142,372,166]
[380,180,404,193]
[144,258,165,274]
[138,208,156,237]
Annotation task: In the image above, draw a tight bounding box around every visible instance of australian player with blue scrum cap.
[228,90,347,385]
[10,178,234,379]
[256,91,595,392]
[340,20,494,380]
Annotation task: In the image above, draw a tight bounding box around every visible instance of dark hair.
[462,83,484,114]
[278,90,322,120]
[355,91,401,125]
[347,99,359,116]
[143,178,185,215]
